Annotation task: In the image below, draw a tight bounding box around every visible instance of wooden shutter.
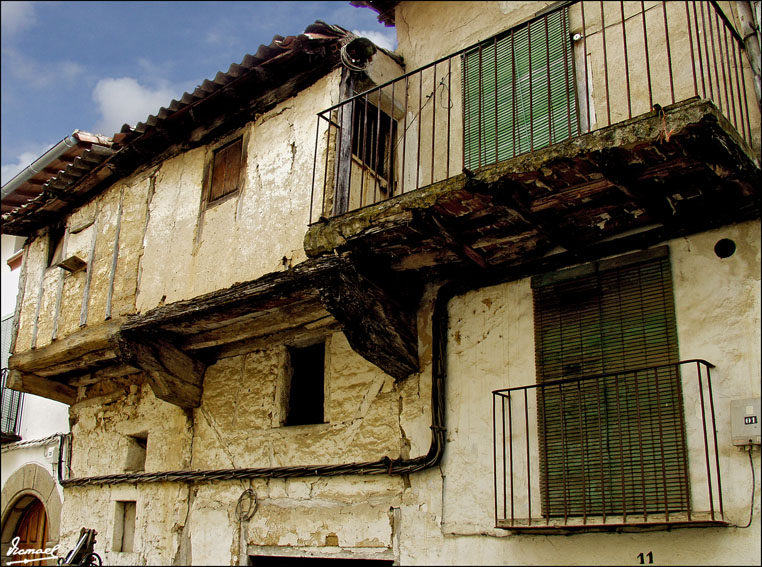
[210,137,243,202]
[463,7,578,170]
[532,248,689,517]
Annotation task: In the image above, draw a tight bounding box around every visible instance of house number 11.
[638,551,654,564]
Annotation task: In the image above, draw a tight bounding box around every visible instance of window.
[1,367,23,442]
[112,501,136,552]
[285,342,325,426]
[351,98,397,185]
[47,224,65,267]
[463,7,578,169]
[208,137,243,203]
[531,248,687,518]
[123,433,147,472]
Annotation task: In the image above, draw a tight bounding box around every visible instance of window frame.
[202,132,247,207]
[350,97,398,187]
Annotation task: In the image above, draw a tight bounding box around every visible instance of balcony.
[491,359,726,533]
[1,368,24,443]
[306,1,760,277]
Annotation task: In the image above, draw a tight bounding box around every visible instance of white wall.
[1,234,23,318]
[1,233,69,445]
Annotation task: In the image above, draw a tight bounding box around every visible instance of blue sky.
[0,1,396,185]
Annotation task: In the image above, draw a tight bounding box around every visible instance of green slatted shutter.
[531,248,689,518]
[463,8,578,170]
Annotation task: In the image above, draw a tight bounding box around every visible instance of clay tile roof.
[1,21,352,236]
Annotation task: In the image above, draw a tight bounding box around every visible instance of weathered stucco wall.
[13,175,149,353]
[192,332,406,470]
[136,71,342,312]
[430,219,761,565]
[58,294,436,564]
[13,70,343,352]
[56,221,760,565]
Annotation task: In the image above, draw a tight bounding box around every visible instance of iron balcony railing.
[310,0,757,223]
[491,359,724,532]
[1,367,24,442]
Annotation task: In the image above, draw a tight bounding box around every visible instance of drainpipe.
[736,1,762,108]
[1,133,80,199]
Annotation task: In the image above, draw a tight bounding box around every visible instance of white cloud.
[1,144,56,186]
[92,77,178,136]
[3,47,85,89]
[352,29,397,52]
[1,1,36,36]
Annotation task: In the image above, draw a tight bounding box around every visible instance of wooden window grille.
[351,99,397,185]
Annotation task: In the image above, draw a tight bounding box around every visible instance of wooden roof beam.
[484,178,584,254]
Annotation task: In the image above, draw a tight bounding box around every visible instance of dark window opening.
[351,99,397,184]
[209,137,243,202]
[285,342,325,426]
[48,225,65,267]
[123,433,147,472]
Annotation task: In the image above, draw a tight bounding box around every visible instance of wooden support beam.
[415,210,488,269]
[589,148,677,225]
[6,369,77,406]
[10,319,123,374]
[115,331,206,408]
[483,178,583,254]
[319,257,419,381]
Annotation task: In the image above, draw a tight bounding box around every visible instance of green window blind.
[463,8,578,170]
[531,248,689,518]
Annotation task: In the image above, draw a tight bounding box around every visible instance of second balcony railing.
[491,359,724,532]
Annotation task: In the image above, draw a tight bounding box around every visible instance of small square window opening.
[123,433,147,472]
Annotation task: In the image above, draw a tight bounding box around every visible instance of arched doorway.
[1,463,62,565]
[9,497,49,566]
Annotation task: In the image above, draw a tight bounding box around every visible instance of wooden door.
[12,498,49,566]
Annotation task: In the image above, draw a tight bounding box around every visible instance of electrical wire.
[340,44,369,72]
[733,447,757,529]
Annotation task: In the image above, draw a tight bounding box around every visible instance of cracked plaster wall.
[14,174,149,352]
[57,296,435,564]
[136,71,342,313]
[57,223,759,565]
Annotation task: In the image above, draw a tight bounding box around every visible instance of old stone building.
[1,1,760,565]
